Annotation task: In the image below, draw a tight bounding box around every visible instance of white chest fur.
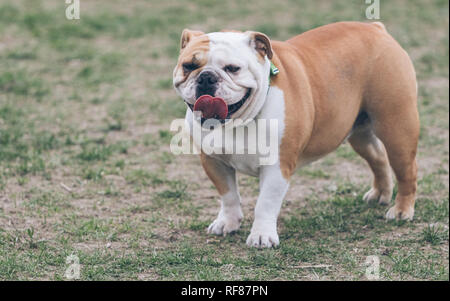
[186,86,286,177]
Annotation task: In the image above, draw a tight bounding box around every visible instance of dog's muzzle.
[195,71,218,99]
[186,88,252,122]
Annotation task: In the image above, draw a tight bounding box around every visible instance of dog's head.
[173,29,273,122]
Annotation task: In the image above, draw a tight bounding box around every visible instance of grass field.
[0,0,448,280]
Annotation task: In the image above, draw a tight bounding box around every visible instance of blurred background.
[0,0,448,280]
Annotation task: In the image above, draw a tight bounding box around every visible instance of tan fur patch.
[269,43,314,180]
[271,22,418,182]
[200,152,230,195]
[174,33,210,85]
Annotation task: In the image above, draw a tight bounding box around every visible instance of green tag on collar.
[270,61,279,76]
[268,61,279,87]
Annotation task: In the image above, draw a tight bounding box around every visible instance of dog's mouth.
[226,88,252,117]
[185,88,252,121]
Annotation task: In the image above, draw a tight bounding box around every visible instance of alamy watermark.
[65,254,80,280]
[169,112,279,165]
[65,0,80,20]
[365,0,380,20]
[365,255,380,280]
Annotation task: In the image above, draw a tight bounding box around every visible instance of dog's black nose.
[197,71,218,85]
[196,71,218,98]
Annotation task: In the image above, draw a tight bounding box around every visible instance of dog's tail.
[372,21,386,32]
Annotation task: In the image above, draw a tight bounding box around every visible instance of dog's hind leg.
[362,36,420,220]
[365,53,419,220]
[348,118,393,205]
[371,109,419,221]
[201,153,243,235]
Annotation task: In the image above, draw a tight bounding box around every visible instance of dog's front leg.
[201,153,243,236]
[247,164,289,248]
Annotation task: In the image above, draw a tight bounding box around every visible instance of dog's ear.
[180,29,204,51]
[246,31,273,59]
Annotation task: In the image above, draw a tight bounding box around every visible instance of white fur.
[188,86,288,248]
[174,32,270,122]
[247,162,289,248]
[178,32,289,248]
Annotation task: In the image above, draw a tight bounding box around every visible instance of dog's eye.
[183,62,198,74]
[224,65,241,73]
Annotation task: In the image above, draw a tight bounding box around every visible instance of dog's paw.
[207,216,241,236]
[386,205,414,220]
[363,187,391,205]
[246,229,279,248]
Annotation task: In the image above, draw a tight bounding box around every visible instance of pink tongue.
[193,95,228,119]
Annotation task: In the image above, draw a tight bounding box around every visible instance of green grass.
[0,0,448,280]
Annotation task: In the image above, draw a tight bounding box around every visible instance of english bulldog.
[173,22,419,248]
